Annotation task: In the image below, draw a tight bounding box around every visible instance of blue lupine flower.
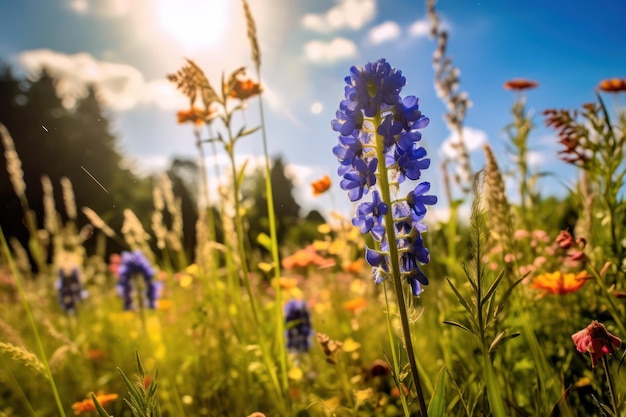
[117,250,157,310]
[340,158,377,202]
[352,190,388,241]
[345,59,406,117]
[332,58,437,296]
[55,267,87,314]
[332,101,364,135]
[407,182,438,220]
[284,300,312,353]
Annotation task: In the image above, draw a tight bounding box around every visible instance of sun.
[156,0,229,50]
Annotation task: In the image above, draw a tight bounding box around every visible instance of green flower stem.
[254,63,288,394]
[0,228,67,417]
[383,283,412,416]
[601,356,619,417]
[587,264,626,336]
[225,136,288,415]
[373,113,428,417]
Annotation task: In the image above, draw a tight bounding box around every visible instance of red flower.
[571,321,622,367]
[503,79,539,91]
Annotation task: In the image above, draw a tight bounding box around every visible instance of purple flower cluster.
[55,267,87,314]
[284,300,312,353]
[332,59,437,296]
[117,250,158,310]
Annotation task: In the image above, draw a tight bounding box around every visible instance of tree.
[241,155,301,250]
[0,64,153,263]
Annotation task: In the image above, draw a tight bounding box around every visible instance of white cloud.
[439,126,488,160]
[68,0,130,17]
[17,49,187,111]
[302,0,376,33]
[408,18,430,38]
[304,38,357,64]
[368,21,400,44]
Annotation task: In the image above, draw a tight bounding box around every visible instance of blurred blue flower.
[284,300,312,353]
[117,250,157,310]
[55,267,87,314]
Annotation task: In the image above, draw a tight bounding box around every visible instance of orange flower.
[342,258,364,274]
[272,277,299,290]
[530,271,590,294]
[228,77,262,100]
[311,175,332,196]
[72,393,118,415]
[598,78,626,93]
[281,245,333,270]
[503,79,539,91]
[343,297,367,313]
[176,107,215,126]
[85,349,106,361]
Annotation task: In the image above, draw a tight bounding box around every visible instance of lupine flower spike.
[332,58,437,296]
[117,250,158,311]
[55,267,87,314]
[332,58,435,416]
[284,300,312,353]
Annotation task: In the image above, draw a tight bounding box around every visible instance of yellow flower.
[530,271,590,295]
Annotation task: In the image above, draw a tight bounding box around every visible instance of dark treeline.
[0,63,325,270]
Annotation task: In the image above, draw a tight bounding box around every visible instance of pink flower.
[571,321,622,367]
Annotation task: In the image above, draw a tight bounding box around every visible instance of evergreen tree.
[242,155,301,249]
[0,65,152,261]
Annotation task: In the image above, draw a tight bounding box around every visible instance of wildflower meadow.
[1,1,626,416]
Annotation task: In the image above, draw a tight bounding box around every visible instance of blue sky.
[1,0,625,219]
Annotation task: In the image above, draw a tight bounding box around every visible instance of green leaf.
[488,331,520,353]
[427,366,448,417]
[446,277,474,317]
[135,351,145,379]
[118,367,141,401]
[91,393,113,417]
[481,268,505,307]
[237,125,261,139]
[443,320,474,334]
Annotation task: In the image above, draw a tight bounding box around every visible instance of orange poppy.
[597,78,626,93]
[343,297,367,313]
[228,77,262,100]
[503,79,539,91]
[72,393,118,415]
[311,175,332,196]
[530,271,590,295]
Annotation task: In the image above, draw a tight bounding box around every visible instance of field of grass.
[1,1,625,416]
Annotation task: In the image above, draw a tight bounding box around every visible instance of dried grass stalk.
[81,207,116,238]
[0,342,47,378]
[60,177,77,220]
